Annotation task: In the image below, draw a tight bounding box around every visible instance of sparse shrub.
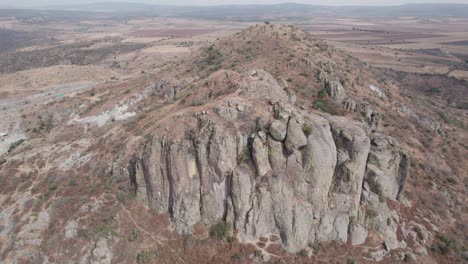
[49,183,58,191]
[431,233,458,255]
[302,124,312,136]
[237,148,251,164]
[312,241,322,253]
[68,179,77,186]
[366,208,378,219]
[226,235,238,244]
[210,221,231,240]
[116,191,128,203]
[8,139,25,153]
[129,228,140,241]
[0,157,6,165]
[314,99,339,115]
[136,250,152,264]
[94,223,117,238]
[403,252,413,262]
[231,253,242,262]
[297,249,308,257]
[185,128,196,140]
[254,250,263,258]
[190,98,205,107]
[347,257,357,264]
[318,90,328,99]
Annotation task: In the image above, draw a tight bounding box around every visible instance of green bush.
[404,252,413,262]
[136,250,151,264]
[8,139,25,153]
[210,221,231,240]
[314,99,339,115]
[136,250,160,264]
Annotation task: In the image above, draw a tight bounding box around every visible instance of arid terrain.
[0,5,466,264]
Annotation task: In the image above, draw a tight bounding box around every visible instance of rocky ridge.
[123,67,411,253]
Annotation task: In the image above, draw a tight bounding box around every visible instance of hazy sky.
[2,0,468,7]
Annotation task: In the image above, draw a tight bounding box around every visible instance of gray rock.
[364,133,411,201]
[327,116,370,216]
[269,120,287,141]
[350,224,368,245]
[252,135,272,177]
[285,119,307,152]
[325,80,347,103]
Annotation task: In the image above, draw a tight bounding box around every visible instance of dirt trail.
[121,207,187,264]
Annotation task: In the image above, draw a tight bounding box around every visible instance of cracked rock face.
[125,69,410,253]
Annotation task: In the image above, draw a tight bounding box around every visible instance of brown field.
[131,28,220,38]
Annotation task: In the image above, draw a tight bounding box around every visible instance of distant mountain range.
[2,3,468,19]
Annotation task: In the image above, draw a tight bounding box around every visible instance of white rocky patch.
[0,121,26,155]
[64,220,78,239]
[368,84,385,98]
[58,152,93,171]
[69,104,136,128]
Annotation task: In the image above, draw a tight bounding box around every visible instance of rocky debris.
[364,133,411,201]
[368,249,389,262]
[125,69,411,253]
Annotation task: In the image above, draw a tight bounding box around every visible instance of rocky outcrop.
[319,71,347,103]
[364,133,411,201]
[125,69,411,253]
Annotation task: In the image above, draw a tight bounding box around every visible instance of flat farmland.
[297,17,468,80]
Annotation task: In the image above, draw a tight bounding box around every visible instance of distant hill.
[28,3,468,19]
[2,3,468,21]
